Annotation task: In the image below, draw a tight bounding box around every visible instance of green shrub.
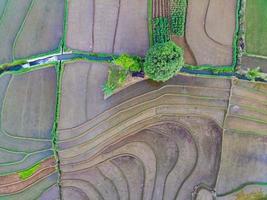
[170,0,187,36]
[243,67,267,81]
[153,17,170,44]
[102,65,128,96]
[144,41,184,82]
[18,163,41,180]
[113,54,142,72]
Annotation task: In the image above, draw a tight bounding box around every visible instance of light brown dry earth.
[186,0,236,65]
[66,0,149,56]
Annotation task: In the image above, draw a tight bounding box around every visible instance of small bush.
[113,54,142,72]
[242,67,267,81]
[144,41,184,82]
[102,65,128,96]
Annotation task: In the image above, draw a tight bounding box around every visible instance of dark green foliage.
[153,17,170,44]
[102,65,128,96]
[144,41,184,82]
[170,0,187,36]
[113,54,142,72]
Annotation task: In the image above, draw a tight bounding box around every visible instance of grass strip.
[52,61,64,200]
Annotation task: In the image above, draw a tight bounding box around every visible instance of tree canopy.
[144,41,184,82]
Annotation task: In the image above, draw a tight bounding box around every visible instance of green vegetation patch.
[153,17,170,44]
[170,0,187,36]
[144,41,184,82]
[238,67,267,81]
[235,190,267,200]
[245,0,267,56]
[113,54,142,72]
[184,65,234,74]
[102,65,128,96]
[18,163,41,180]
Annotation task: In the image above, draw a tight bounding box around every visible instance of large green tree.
[144,41,184,82]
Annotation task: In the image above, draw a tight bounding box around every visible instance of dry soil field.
[0,67,59,199]
[0,0,64,64]
[186,0,236,66]
[66,0,149,56]
[57,61,267,199]
[58,60,233,199]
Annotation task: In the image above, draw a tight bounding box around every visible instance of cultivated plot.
[245,0,267,57]
[216,79,267,196]
[58,60,232,199]
[66,0,149,56]
[186,0,236,65]
[0,0,64,65]
[0,67,59,199]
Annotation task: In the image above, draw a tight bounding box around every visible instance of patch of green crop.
[170,0,187,36]
[245,0,267,56]
[102,65,128,96]
[153,17,170,44]
[184,65,234,74]
[18,163,41,180]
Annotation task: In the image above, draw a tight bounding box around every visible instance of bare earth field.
[0,0,64,64]
[216,79,267,196]
[0,67,59,199]
[58,61,232,199]
[13,0,64,60]
[57,61,267,199]
[186,0,236,65]
[66,0,149,56]
[241,55,267,73]
[0,0,32,64]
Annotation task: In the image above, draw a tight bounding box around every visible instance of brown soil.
[153,0,169,17]
[171,35,197,65]
[185,0,234,65]
[241,55,267,73]
[0,157,56,194]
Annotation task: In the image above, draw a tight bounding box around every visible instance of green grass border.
[52,61,64,200]
[63,0,69,52]
[148,0,153,46]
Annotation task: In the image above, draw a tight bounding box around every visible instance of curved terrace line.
[217,182,267,197]
[59,83,228,136]
[0,172,57,198]
[0,149,53,168]
[58,99,225,143]
[0,0,9,27]
[12,0,36,60]
[204,0,232,48]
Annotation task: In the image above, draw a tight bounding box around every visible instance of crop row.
[152,17,170,44]
[170,0,187,36]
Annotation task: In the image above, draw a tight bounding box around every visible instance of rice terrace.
[0,0,267,200]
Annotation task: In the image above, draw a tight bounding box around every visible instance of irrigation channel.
[1,52,264,82]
